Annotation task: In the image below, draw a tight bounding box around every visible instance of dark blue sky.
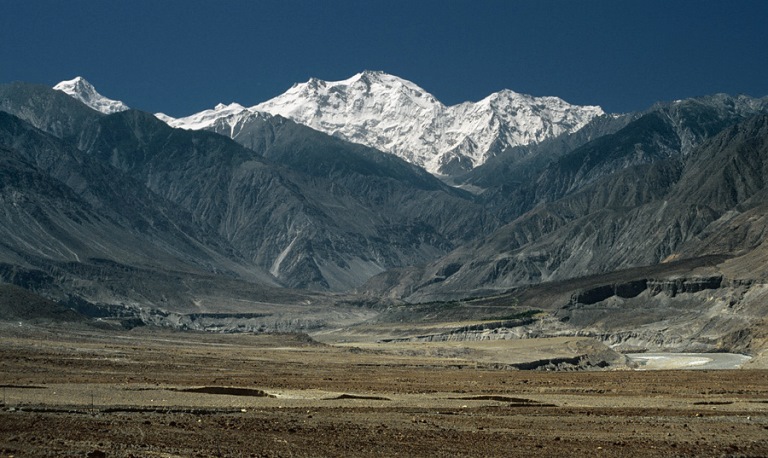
[2,0,767,116]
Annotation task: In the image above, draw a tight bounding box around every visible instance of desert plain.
[1,322,767,458]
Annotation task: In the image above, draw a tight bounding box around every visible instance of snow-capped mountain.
[160,71,603,175]
[254,71,604,174]
[53,77,129,114]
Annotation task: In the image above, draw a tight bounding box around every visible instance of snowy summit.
[160,71,604,175]
[254,71,605,174]
[53,77,129,114]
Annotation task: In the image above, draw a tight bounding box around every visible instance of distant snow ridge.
[53,77,129,114]
[157,102,248,130]
[157,71,605,175]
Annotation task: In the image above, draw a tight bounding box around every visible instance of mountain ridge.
[360,102,768,302]
[1,82,498,292]
[118,70,604,175]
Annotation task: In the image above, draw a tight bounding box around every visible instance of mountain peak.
[354,70,393,82]
[360,69,385,77]
[54,77,129,114]
[56,75,88,88]
[254,72,604,175]
[348,70,430,94]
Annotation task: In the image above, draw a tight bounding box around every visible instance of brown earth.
[1,324,767,457]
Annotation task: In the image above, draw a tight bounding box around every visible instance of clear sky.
[2,0,767,116]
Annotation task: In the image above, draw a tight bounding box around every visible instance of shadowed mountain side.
[0,113,264,280]
[75,109,497,290]
[0,117,319,310]
[673,116,768,277]
[211,111,445,189]
[672,114,768,211]
[0,83,498,291]
[207,111,498,243]
[0,82,104,140]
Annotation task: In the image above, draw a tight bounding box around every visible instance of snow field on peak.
[253,72,604,174]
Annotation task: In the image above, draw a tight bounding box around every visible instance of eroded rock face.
[572,280,649,305]
[646,276,724,297]
[569,276,724,305]
[560,274,764,353]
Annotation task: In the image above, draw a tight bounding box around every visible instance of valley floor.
[1,324,767,457]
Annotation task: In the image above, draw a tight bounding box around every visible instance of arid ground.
[1,324,767,457]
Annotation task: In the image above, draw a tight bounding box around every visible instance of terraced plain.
[1,324,767,457]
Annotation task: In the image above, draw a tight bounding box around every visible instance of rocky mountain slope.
[363,95,768,302]
[114,112,497,289]
[157,71,604,175]
[365,109,768,351]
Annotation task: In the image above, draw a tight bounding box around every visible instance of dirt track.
[1,325,767,457]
